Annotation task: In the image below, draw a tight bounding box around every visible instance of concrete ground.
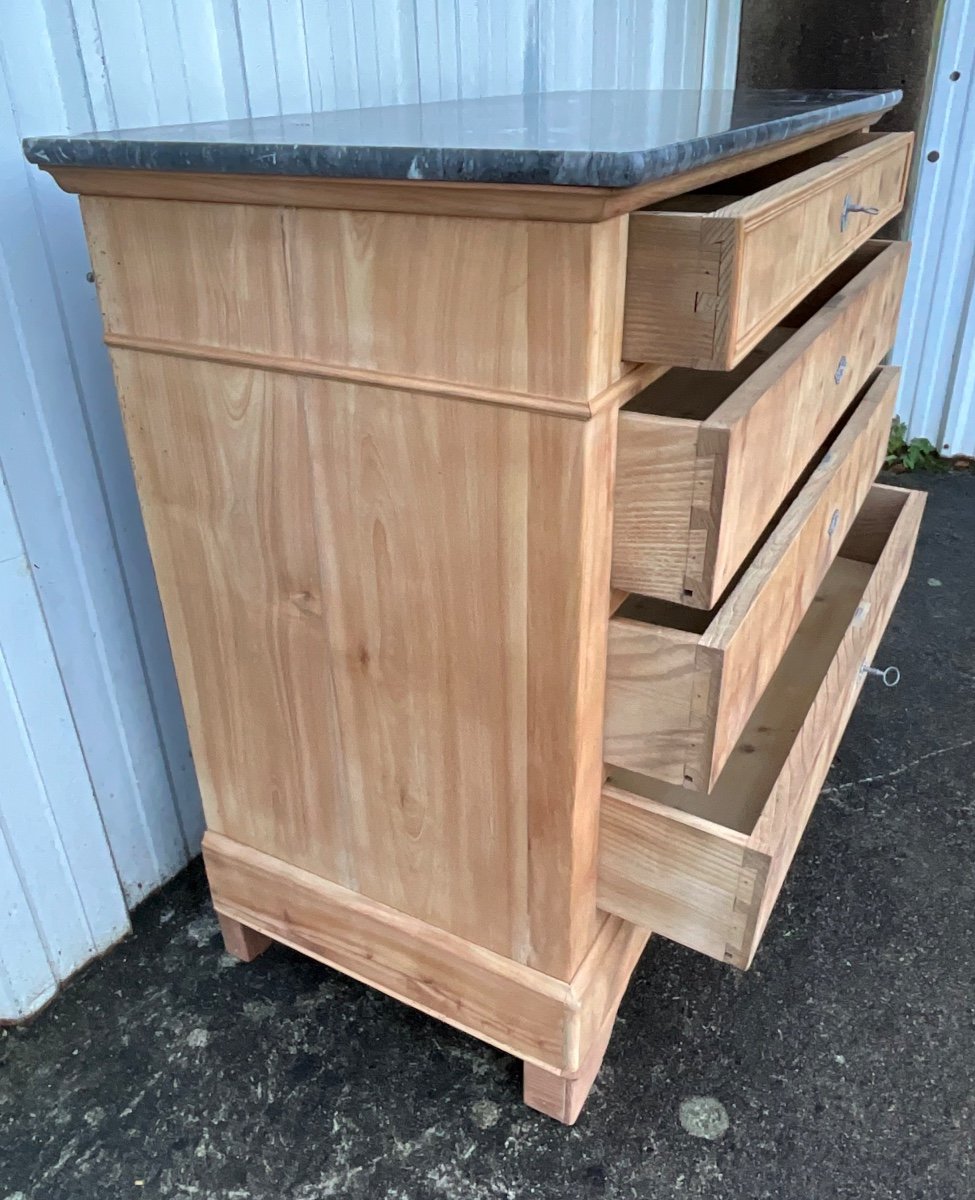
[2,472,973,1200]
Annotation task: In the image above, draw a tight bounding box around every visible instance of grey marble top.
[24,88,900,189]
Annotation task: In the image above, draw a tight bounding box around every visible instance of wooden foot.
[217,910,273,962]
[523,1002,620,1124]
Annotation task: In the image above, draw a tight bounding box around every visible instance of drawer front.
[613,240,909,608]
[599,486,926,968]
[622,132,912,370]
[604,367,900,793]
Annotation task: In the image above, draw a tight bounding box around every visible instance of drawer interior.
[622,241,889,425]
[605,486,907,837]
[640,132,887,216]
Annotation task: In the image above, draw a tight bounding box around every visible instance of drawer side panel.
[603,621,709,787]
[611,414,711,602]
[621,213,735,364]
[597,796,758,964]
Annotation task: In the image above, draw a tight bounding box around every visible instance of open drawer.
[612,241,910,608]
[622,132,912,370]
[599,485,925,968]
[605,366,900,792]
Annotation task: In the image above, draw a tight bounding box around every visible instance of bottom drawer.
[598,484,925,969]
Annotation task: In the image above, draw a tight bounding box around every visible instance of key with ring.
[840,194,880,232]
[860,664,901,687]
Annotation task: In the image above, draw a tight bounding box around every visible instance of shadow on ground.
[2,473,973,1200]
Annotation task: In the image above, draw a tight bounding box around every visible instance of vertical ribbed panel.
[0,473,129,1020]
[894,0,975,455]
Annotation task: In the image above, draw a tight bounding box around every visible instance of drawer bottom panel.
[598,484,925,969]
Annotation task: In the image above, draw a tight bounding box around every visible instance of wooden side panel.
[204,832,576,1071]
[83,198,293,355]
[112,350,357,887]
[598,789,760,963]
[288,208,628,399]
[704,366,900,781]
[621,213,735,364]
[703,241,910,600]
[114,350,611,979]
[85,196,626,404]
[299,377,531,960]
[731,134,912,359]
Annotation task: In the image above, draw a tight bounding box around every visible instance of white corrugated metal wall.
[0,0,741,1020]
[895,0,975,455]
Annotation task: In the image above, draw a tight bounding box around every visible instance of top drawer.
[622,132,913,370]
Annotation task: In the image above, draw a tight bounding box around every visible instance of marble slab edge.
[23,91,902,190]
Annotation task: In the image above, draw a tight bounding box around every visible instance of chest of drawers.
[27,87,924,1124]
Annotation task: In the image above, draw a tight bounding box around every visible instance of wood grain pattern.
[599,486,925,968]
[84,197,628,405]
[523,407,619,974]
[113,351,357,888]
[46,112,889,223]
[206,830,646,1074]
[112,349,616,979]
[604,367,901,792]
[613,241,910,606]
[624,211,738,367]
[622,133,912,369]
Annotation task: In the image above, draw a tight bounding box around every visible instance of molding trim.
[204,831,649,1073]
[104,331,668,419]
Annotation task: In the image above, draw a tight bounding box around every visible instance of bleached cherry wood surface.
[113,347,621,977]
